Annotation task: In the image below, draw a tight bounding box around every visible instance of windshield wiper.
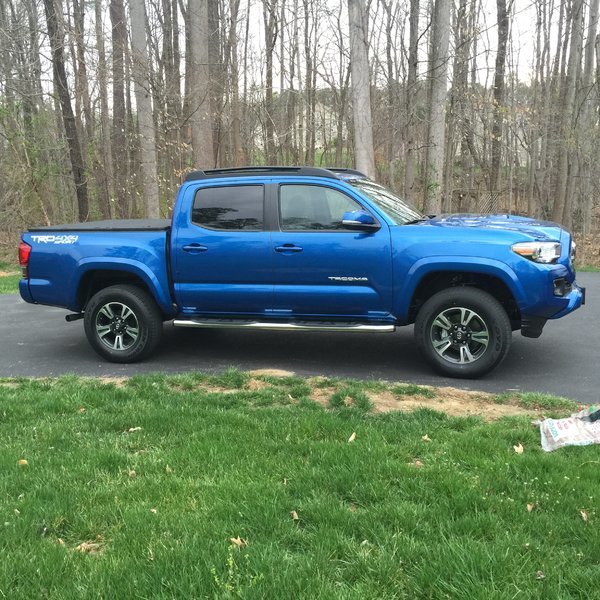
[404,215,433,225]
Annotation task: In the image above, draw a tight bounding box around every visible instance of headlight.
[512,241,561,264]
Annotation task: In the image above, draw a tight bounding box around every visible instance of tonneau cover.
[28,219,171,232]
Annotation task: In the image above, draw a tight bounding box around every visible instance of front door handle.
[275,244,303,253]
[182,243,208,253]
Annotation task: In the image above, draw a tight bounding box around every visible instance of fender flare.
[396,256,527,321]
[71,258,176,317]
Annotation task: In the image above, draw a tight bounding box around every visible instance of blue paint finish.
[21,230,174,316]
[18,170,584,337]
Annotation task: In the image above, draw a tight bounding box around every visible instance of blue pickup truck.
[18,166,585,378]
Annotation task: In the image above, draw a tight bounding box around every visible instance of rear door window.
[192,185,264,230]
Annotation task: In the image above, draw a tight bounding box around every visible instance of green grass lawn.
[576,264,600,272]
[0,371,597,599]
[0,261,19,294]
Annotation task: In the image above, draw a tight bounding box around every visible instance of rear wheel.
[84,285,162,363]
[414,287,511,378]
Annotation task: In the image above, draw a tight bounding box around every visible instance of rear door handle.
[182,243,208,253]
[275,244,303,253]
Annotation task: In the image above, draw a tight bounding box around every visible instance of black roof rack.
[184,166,345,182]
[326,167,368,179]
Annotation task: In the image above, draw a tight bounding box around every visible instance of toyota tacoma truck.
[18,166,585,378]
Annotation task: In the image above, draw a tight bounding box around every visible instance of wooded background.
[1,0,599,259]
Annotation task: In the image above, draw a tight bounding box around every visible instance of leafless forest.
[0,0,599,260]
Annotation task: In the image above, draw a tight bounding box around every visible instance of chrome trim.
[173,319,395,333]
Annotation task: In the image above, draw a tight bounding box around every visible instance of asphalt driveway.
[0,273,597,403]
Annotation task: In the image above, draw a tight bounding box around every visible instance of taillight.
[18,241,31,278]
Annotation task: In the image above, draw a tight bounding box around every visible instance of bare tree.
[423,0,451,213]
[43,0,89,221]
[129,0,160,217]
[187,0,214,167]
[347,0,376,178]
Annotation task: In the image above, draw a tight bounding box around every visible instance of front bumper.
[549,283,585,319]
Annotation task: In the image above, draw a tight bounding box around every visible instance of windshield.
[349,179,424,225]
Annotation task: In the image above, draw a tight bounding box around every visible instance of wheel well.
[408,271,521,325]
[77,270,151,310]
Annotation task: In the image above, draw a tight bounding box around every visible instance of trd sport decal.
[31,235,79,244]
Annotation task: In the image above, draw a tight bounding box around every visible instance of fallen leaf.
[413,459,424,468]
[283,478,288,486]
[288,394,295,401]
[349,503,357,513]
[580,510,589,523]
[229,536,247,548]
[422,434,431,442]
[513,443,524,454]
[17,459,28,466]
[165,464,173,474]
[127,470,136,478]
[78,407,86,414]
[348,432,356,443]
[150,508,157,514]
[290,510,299,521]
[75,540,104,554]
[56,538,65,546]
[343,396,353,407]
[128,427,142,433]
[535,570,545,580]
[527,503,536,513]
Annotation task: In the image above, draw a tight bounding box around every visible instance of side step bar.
[173,319,395,333]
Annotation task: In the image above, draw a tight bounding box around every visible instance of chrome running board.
[173,319,395,333]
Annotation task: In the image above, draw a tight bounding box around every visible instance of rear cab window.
[192,185,264,230]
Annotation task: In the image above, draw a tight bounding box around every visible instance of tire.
[84,284,163,363]
[414,287,511,378]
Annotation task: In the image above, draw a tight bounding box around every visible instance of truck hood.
[421,214,564,242]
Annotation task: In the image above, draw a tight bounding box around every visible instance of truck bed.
[28,219,171,232]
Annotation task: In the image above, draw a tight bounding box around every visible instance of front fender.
[394,256,527,322]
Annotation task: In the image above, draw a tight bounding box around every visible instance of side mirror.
[342,210,380,231]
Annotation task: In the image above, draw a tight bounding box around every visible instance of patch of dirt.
[245,378,270,391]
[0,381,19,389]
[0,270,18,277]
[310,386,338,407]
[247,368,296,378]
[366,387,541,421]
[98,377,127,388]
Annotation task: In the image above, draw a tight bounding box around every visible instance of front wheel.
[414,287,511,378]
[84,285,163,363]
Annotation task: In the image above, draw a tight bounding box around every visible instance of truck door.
[173,183,273,316]
[271,183,393,320]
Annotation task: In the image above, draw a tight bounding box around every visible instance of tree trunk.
[229,0,245,165]
[43,0,89,221]
[347,0,376,178]
[263,0,278,164]
[404,0,419,202]
[129,0,160,218]
[94,0,113,218]
[187,0,214,168]
[490,0,509,193]
[551,0,584,224]
[423,0,451,214]
[110,0,128,216]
